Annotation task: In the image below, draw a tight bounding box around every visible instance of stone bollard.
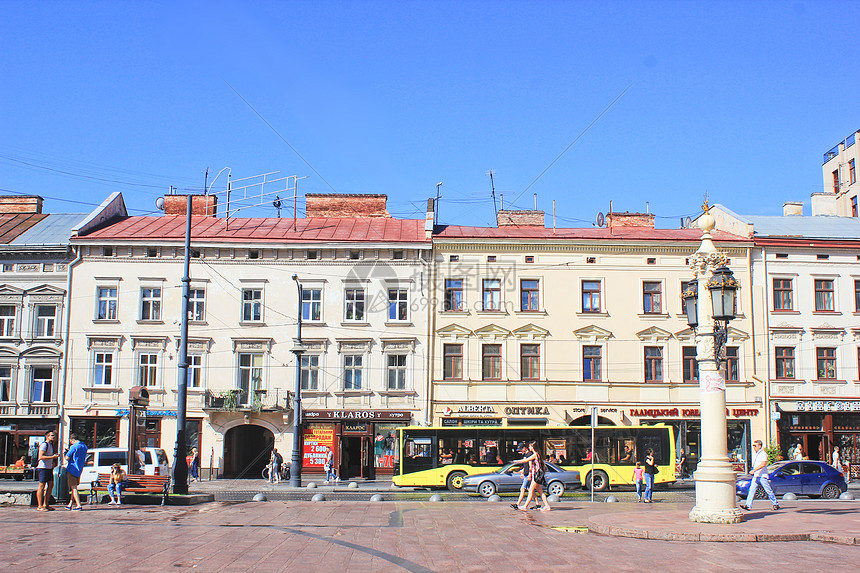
[307,482,317,489]
[370,494,384,502]
[604,495,618,503]
[252,493,267,502]
[487,495,501,502]
[429,494,444,502]
[547,494,560,503]
[312,493,325,502]
[839,491,855,500]
[348,482,359,489]
[782,492,797,501]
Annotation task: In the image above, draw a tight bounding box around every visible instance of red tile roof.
[74,216,430,244]
[0,213,48,244]
[434,225,749,242]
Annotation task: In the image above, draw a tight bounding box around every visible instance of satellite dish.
[684,216,692,228]
[155,197,165,211]
[596,212,605,227]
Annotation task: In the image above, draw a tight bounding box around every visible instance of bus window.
[608,429,637,465]
[638,428,670,465]
[438,429,477,465]
[402,436,435,474]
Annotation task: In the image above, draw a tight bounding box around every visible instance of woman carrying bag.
[643,449,658,503]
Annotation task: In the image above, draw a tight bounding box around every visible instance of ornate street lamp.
[686,202,744,524]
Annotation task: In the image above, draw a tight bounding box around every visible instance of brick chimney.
[496,210,545,227]
[606,211,655,228]
[163,194,218,216]
[0,195,43,214]
[305,194,390,218]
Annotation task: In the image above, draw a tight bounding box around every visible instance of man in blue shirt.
[64,434,88,511]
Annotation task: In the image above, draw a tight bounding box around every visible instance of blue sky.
[2,1,859,228]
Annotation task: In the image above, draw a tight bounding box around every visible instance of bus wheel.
[447,471,467,492]
[588,470,609,492]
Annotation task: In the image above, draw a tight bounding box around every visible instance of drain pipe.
[59,244,83,445]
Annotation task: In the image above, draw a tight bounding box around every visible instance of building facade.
[64,192,432,479]
[711,202,860,478]
[822,128,860,217]
[0,196,87,466]
[429,210,762,470]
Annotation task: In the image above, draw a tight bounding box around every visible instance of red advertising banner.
[303,427,335,468]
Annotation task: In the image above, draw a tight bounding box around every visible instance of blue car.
[736,460,847,499]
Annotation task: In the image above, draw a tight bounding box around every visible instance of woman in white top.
[832,446,841,469]
[793,444,804,461]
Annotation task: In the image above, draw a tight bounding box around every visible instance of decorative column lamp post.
[683,203,742,524]
[289,274,305,487]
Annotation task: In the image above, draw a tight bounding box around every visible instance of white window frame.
[343,354,364,390]
[0,365,13,402]
[189,288,206,322]
[241,288,264,323]
[300,354,321,390]
[93,351,114,386]
[385,353,409,390]
[387,288,409,322]
[188,354,203,388]
[140,287,162,321]
[137,353,159,387]
[237,352,264,403]
[642,280,664,315]
[581,279,603,314]
[33,304,57,338]
[0,305,16,338]
[344,288,366,322]
[301,287,323,322]
[30,367,53,403]
[96,286,118,320]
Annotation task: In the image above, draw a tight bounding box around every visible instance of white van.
[78,447,170,487]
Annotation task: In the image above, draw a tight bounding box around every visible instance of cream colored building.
[429,210,762,467]
[64,192,431,479]
[822,129,860,217]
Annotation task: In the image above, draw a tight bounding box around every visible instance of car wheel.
[446,471,468,492]
[547,481,565,497]
[822,483,841,499]
[588,470,609,492]
[754,486,767,499]
[478,481,497,497]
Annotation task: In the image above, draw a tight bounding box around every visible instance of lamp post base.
[688,461,744,524]
[689,505,743,524]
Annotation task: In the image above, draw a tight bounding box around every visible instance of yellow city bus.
[391,424,676,491]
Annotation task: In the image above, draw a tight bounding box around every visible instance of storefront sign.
[458,405,495,413]
[630,408,759,418]
[791,400,860,412]
[115,409,177,418]
[460,418,502,426]
[504,406,550,416]
[441,418,461,426]
[303,409,412,421]
[303,427,335,468]
[343,423,368,433]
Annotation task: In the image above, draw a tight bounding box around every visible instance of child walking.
[632,462,645,502]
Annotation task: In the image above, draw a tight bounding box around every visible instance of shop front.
[435,404,555,427]
[629,406,759,474]
[0,418,60,466]
[302,409,413,479]
[775,399,859,480]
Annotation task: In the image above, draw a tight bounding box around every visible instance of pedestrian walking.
[678,448,688,479]
[740,439,779,512]
[269,448,283,484]
[35,430,59,511]
[831,446,841,470]
[64,434,87,511]
[514,441,551,511]
[323,446,338,484]
[643,449,658,502]
[189,447,200,482]
[510,443,532,509]
[632,462,645,502]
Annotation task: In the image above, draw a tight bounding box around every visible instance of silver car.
[462,462,581,498]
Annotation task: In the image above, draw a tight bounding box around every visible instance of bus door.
[402,435,436,475]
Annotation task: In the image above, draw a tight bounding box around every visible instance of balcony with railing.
[203,388,289,412]
[0,402,59,416]
[823,130,858,164]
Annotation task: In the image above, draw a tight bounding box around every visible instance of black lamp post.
[681,279,699,330]
[288,275,304,487]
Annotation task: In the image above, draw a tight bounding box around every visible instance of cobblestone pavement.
[2,500,859,572]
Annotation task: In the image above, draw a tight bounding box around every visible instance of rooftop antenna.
[273,196,282,218]
[487,171,497,215]
[501,194,504,210]
[203,168,209,195]
[553,200,556,234]
[646,201,650,214]
[435,182,442,225]
[534,193,537,210]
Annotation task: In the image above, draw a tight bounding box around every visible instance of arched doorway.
[569,415,616,426]
[223,425,274,478]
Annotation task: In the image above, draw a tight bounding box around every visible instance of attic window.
[191,249,201,259]
[525,256,535,263]
[775,253,789,259]
[307,250,319,260]
[487,256,497,262]
[146,247,158,258]
[102,247,114,257]
[817,254,829,260]
[248,250,260,260]
[392,250,404,260]
[586,257,596,264]
[646,258,656,265]
[2,264,12,272]
[449,255,459,262]
[349,251,361,260]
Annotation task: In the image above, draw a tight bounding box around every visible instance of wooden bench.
[90,473,171,506]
